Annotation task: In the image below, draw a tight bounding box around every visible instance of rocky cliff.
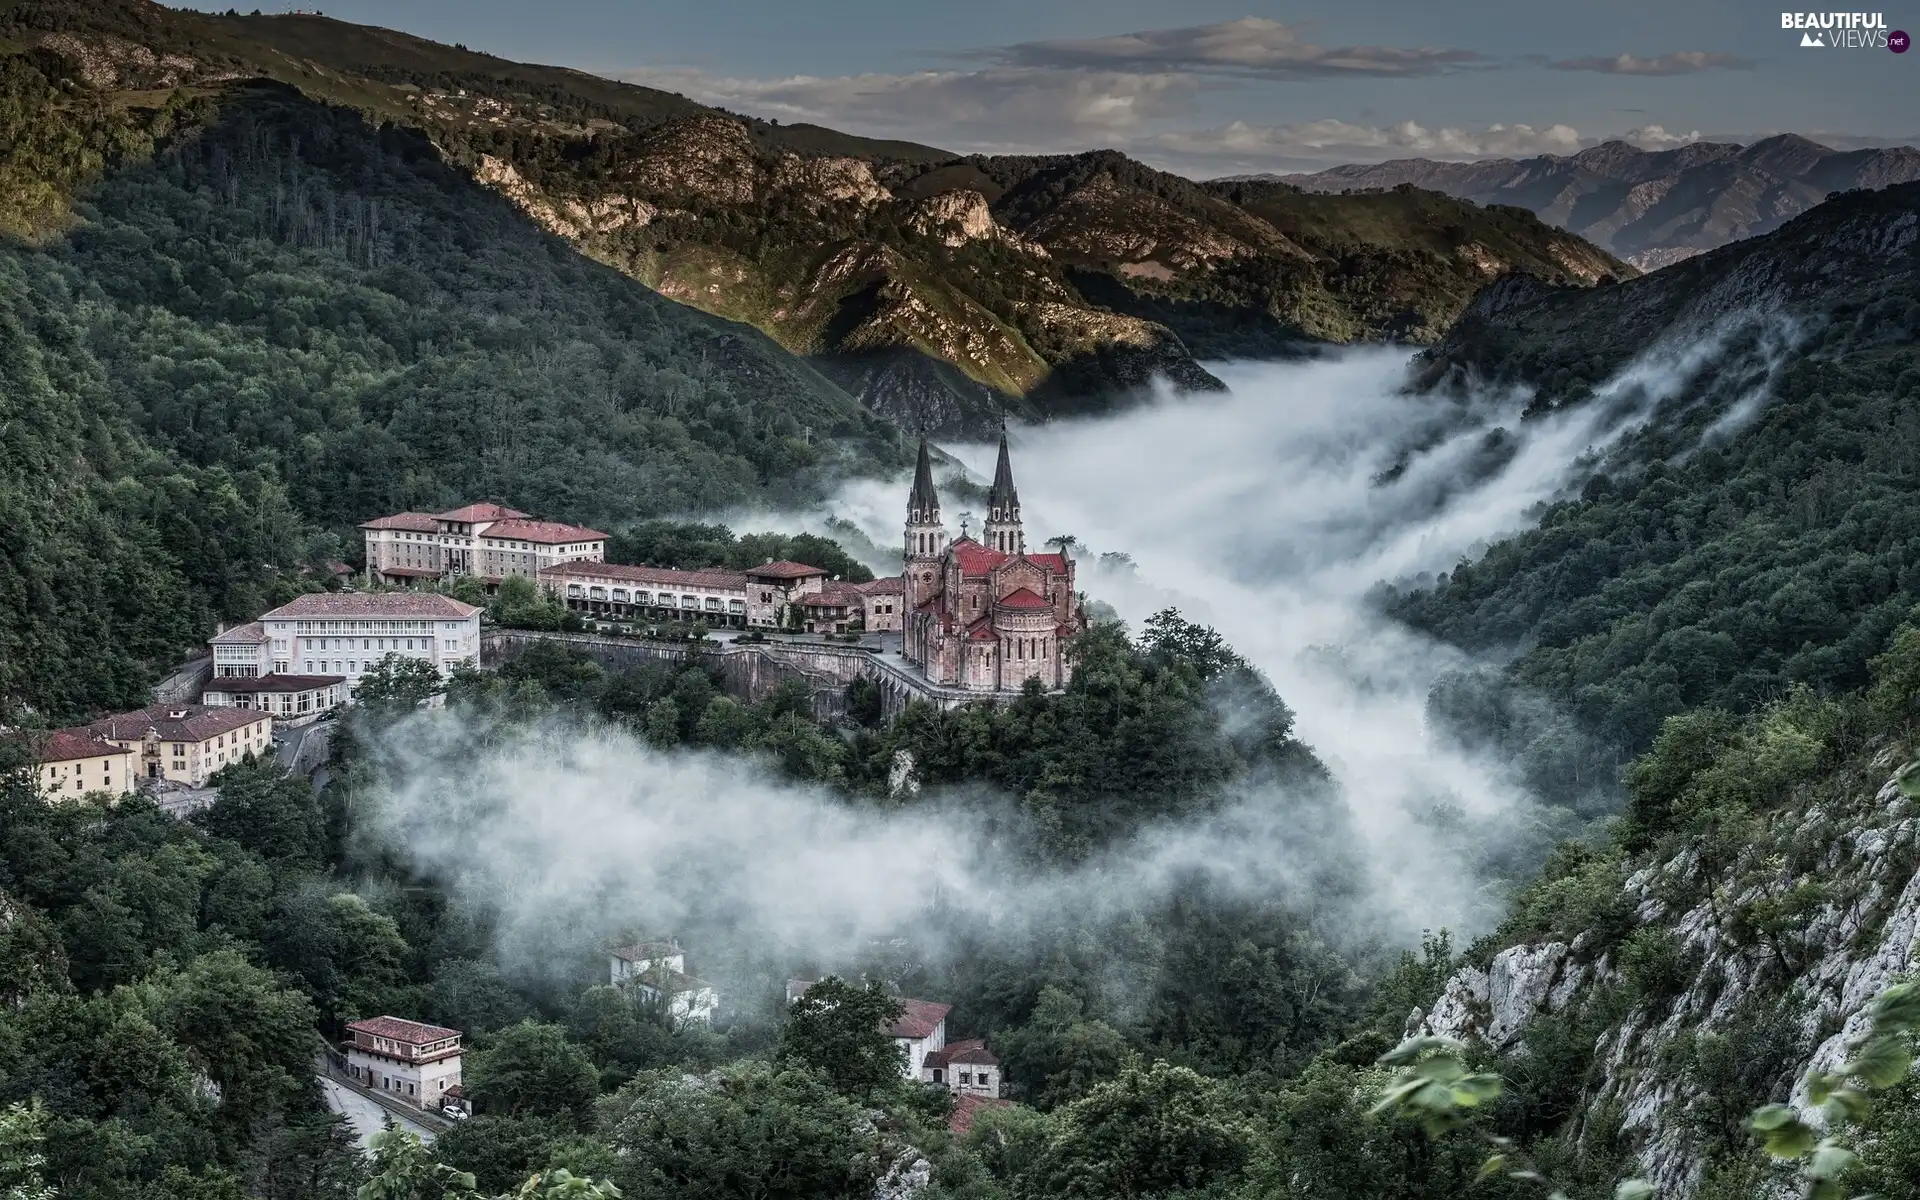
[1415,721,1920,1196]
[0,0,1629,436]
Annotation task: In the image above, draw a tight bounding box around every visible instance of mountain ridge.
[0,0,1629,435]
[1263,134,1920,272]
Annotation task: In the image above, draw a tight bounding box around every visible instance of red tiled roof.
[996,588,1050,610]
[263,593,481,619]
[435,503,529,524]
[950,540,1009,575]
[202,674,346,694]
[89,705,269,745]
[482,518,608,544]
[1023,553,1069,571]
[856,576,905,595]
[949,1094,1011,1136]
[361,512,442,532]
[210,621,268,644]
[347,1016,462,1044]
[806,583,864,607]
[888,999,951,1040]
[32,728,127,764]
[967,618,998,642]
[744,560,829,581]
[541,563,749,591]
[924,1038,999,1069]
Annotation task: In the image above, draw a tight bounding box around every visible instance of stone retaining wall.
[481,631,991,719]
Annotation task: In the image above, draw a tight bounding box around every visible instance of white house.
[343,1016,463,1111]
[609,940,720,1022]
[922,1039,1001,1097]
[888,998,951,1080]
[784,980,953,1081]
[207,594,483,708]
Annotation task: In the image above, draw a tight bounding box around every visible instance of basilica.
[900,431,1082,693]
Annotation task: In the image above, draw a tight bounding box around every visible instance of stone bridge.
[480,631,985,721]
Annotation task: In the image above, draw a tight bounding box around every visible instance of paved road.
[274,720,332,775]
[318,1076,438,1148]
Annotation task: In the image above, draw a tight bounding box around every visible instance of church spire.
[904,438,947,569]
[987,426,1019,518]
[908,438,940,525]
[983,425,1025,555]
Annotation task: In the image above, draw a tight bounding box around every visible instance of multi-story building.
[361,502,606,587]
[29,729,137,802]
[799,582,865,633]
[542,559,834,629]
[342,1016,463,1111]
[542,563,751,626]
[900,432,1081,693]
[87,705,274,787]
[608,939,720,1022]
[743,561,828,628]
[856,577,905,633]
[211,594,483,698]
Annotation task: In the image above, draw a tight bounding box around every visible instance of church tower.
[982,426,1025,556]
[905,438,947,560]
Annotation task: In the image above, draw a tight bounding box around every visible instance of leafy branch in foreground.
[1748,980,1920,1200]
[1370,1034,1650,1200]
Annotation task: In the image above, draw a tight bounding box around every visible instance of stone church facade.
[900,432,1081,693]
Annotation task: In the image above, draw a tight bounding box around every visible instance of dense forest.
[0,612,1477,1200]
[1393,185,1920,796]
[0,50,901,724]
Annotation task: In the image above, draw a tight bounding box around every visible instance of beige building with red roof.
[88,704,274,787]
[342,1016,463,1111]
[361,501,605,587]
[899,432,1081,692]
[27,728,138,801]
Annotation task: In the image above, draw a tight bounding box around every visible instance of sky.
[208,1,1917,174]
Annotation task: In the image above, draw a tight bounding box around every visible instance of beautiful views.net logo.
[1780,11,1905,48]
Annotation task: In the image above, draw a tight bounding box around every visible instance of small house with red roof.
[896,431,1082,692]
[342,1016,464,1110]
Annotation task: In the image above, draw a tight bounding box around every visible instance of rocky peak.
[627,114,761,205]
[770,154,891,209]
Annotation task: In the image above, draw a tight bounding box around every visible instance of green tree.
[995,987,1128,1110]
[778,977,906,1100]
[355,656,447,723]
[467,1021,602,1128]
[1028,1059,1253,1198]
[196,759,327,869]
[597,1060,882,1200]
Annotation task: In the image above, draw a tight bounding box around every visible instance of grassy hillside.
[0,50,901,722]
[0,0,1630,435]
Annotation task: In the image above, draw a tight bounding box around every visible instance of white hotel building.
[205,593,483,716]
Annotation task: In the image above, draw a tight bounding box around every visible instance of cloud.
[1153,117,1587,162]
[987,16,1489,79]
[620,64,1197,149]
[1137,119,1713,171]
[1548,50,1755,75]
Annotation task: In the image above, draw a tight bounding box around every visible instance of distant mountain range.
[1260,136,1920,271]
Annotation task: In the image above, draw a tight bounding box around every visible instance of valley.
[0,4,1916,1200]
